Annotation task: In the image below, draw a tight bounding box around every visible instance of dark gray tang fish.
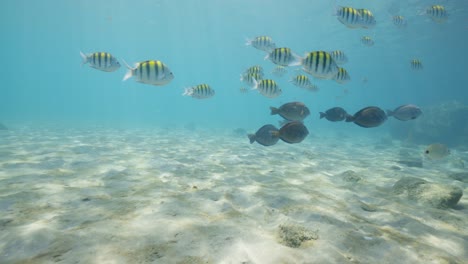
[387,104,422,121]
[275,121,309,144]
[270,102,310,121]
[346,106,387,128]
[319,107,347,122]
[248,124,279,146]
[0,122,7,130]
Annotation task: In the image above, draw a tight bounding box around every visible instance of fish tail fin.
[80,51,87,66]
[332,0,340,16]
[245,37,252,46]
[182,87,193,96]
[248,134,255,144]
[288,53,303,67]
[122,59,134,81]
[252,78,259,90]
[319,112,326,119]
[240,74,244,82]
[270,107,279,115]
[386,110,394,117]
[345,114,354,122]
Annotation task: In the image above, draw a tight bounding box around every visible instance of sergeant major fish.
[183,84,215,99]
[246,36,276,52]
[123,60,174,86]
[265,47,301,67]
[80,51,120,72]
[253,79,282,98]
[301,51,339,79]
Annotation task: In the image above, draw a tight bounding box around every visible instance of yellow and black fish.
[357,8,376,29]
[330,50,348,65]
[183,84,215,99]
[246,36,276,52]
[392,15,407,28]
[301,51,339,79]
[244,65,264,76]
[80,51,120,72]
[240,72,263,87]
[272,66,288,77]
[290,75,312,89]
[336,7,363,29]
[361,36,374,46]
[411,59,423,70]
[123,60,174,86]
[253,79,282,98]
[426,5,448,23]
[265,47,301,66]
[333,67,351,84]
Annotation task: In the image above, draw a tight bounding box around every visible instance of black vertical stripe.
[145,62,150,80]
[138,63,143,79]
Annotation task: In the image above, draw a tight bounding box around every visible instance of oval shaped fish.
[246,36,276,52]
[80,51,120,72]
[265,47,301,67]
[270,102,310,121]
[361,36,374,46]
[248,124,279,146]
[387,104,422,121]
[346,106,387,128]
[336,6,363,29]
[277,121,309,144]
[182,84,215,99]
[302,51,339,79]
[320,107,347,122]
[123,60,174,86]
[253,79,282,98]
[424,143,450,160]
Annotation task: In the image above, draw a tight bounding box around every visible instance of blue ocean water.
[1,0,467,131]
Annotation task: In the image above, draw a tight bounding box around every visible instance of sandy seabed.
[0,127,467,264]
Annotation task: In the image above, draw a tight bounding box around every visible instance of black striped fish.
[330,50,348,65]
[392,16,407,28]
[410,59,423,70]
[357,8,376,29]
[80,51,120,72]
[183,84,215,99]
[272,66,287,77]
[246,36,276,52]
[123,60,174,86]
[333,67,351,84]
[240,72,263,87]
[426,5,448,23]
[244,65,264,76]
[265,47,301,67]
[301,51,339,79]
[336,7,363,29]
[253,79,282,98]
[361,36,374,46]
[290,75,312,89]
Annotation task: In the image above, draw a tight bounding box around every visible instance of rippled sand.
[0,127,467,263]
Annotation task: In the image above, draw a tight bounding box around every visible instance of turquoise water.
[1,1,468,263]
[1,0,467,129]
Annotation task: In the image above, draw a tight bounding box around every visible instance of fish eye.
[425,150,429,154]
